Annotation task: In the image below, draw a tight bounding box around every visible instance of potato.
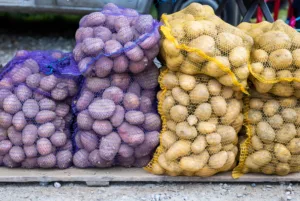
[125,111,144,125]
[140,96,153,113]
[252,49,268,63]
[217,126,236,144]
[161,131,177,149]
[197,122,216,134]
[118,144,134,158]
[221,99,241,125]
[281,108,297,123]
[134,131,159,158]
[216,32,243,52]
[158,153,182,174]
[3,154,20,168]
[80,131,98,152]
[39,98,56,111]
[39,75,57,91]
[21,158,38,169]
[11,67,32,84]
[3,94,22,115]
[94,57,113,78]
[248,110,262,124]
[12,111,26,131]
[165,54,184,71]
[175,122,197,140]
[50,132,67,147]
[287,138,300,154]
[275,163,290,176]
[268,114,283,129]
[268,49,292,69]
[76,110,93,130]
[187,115,198,126]
[249,98,264,110]
[104,40,123,57]
[86,77,110,93]
[110,105,125,127]
[99,132,121,161]
[73,149,91,168]
[23,145,37,158]
[8,127,22,146]
[88,99,116,120]
[194,103,212,121]
[207,79,221,95]
[15,85,32,102]
[79,57,95,76]
[22,124,38,146]
[256,122,275,143]
[276,124,296,144]
[142,113,161,131]
[195,165,218,177]
[118,122,144,146]
[128,81,141,96]
[37,153,56,168]
[82,37,104,55]
[112,55,128,73]
[92,120,113,136]
[229,47,249,67]
[37,138,52,156]
[245,150,272,170]
[134,65,159,90]
[162,40,180,57]
[35,110,56,124]
[170,105,188,122]
[180,151,209,172]
[251,62,264,74]
[208,151,228,169]
[123,93,140,110]
[274,143,291,163]
[165,140,191,161]
[257,31,291,52]
[190,84,209,104]
[263,100,279,116]
[172,87,190,106]
[202,56,228,77]
[187,35,215,63]
[206,133,221,145]
[221,87,233,99]
[56,150,72,169]
[211,96,227,116]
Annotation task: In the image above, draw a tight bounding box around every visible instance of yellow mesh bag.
[233,88,300,178]
[238,20,300,97]
[145,68,244,176]
[159,3,254,94]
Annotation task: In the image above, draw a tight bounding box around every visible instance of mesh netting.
[238,20,300,97]
[72,62,161,168]
[73,3,160,76]
[145,68,244,176]
[0,50,79,169]
[233,88,300,177]
[159,3,254,94]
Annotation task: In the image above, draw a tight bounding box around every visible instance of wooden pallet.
[0,167,298,186]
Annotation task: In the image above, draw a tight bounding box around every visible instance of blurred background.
[0,0,298,65]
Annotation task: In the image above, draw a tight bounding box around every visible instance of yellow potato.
[151,163,165,175]
[221,87,233,99]
[277,70,292,79]
[161,131,178,149]
[197,121,216,134]
[194,103,212,121]
[210,96,227,116]
[249,98,264,110]
[165,140,191,161]
[275,163,290,176]
[167,120,176,132]
[257,31,291,52]
[166,54,184,71]
[234,64,250,80]
[162,72,179,89]
[184,21,205,39]
[252,79,274,94]
[172,87,190,106]
[231,113,244,133]
[256,122,275,143]
[207,79,222,95]
[178,74,196,91]
[251,62,264,74]
[201,56,229,77]
[218,151,236,172]
[162,39,180,57]
[295,108,300,126]
[206,133,221,145]
[179,59,199,75]
[248,109,262,124]
[179,151,209,172]
[187,35,215,63]
[162,96,175,117]
[187,115,198,126]
[229,47,249,67]
[207,143,222,154]
[216,32,243,52]
[158,153,182,174]
[170,105,188,122]
[251,49,268,63]
[190,83,209,104]
[268,49,293,69]
[238,22,252,31]
[280,97,297,107]
[191,135,207,154]
[222,143,235,151]
[208,151,228,169]
[221,99,241,125]
[281,108,297,123]
[245,150,272,170]
[270,83,294,97]
[195,165,218,177]
[175,122,197,140]
[217,125,237,144]
[263,100,279,116]
[268,114,283,129]
[171,23,185,40]
[287,138,300,154]
[251,135,263,151]
[276,123,296,144]
[261,164,275,175]
[274,143,291,163]
[218,74,234,87]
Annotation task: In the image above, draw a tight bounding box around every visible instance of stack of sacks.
[0,50,79,169]
[72,3,162,168]
[233,20,300,177]
[145,3,249,177]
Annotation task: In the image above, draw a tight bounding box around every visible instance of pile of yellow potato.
[238,20,300,97]
[160,3,253,92]
[147,70,243,176]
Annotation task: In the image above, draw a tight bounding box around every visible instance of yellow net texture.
[238,20,300,97]
[233,88,300,178]
[145,68,244,176]
[159,3,254,94]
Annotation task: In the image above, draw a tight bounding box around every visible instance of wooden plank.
[0,167,298,186]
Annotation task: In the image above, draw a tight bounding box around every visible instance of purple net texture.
[0,50,79,169]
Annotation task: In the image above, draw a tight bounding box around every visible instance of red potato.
[0,89,12,108]
[111,73,130,91]
[88,149,113,168]
[0,128,7,141]
[129,57,148,74]
[59,140,73,152]
[15,85,32,102]
[92,120,113,135]
[125,110,145,125]
[55,103,70,117]
[144,44,159,60]
[134,155,151,167]
[110,105,125,127]
[24,145,38,158]
[142,113,161,131]
[78,57,94,76]
[37,153,56,168]
[81,12,106,27]
[75,132,83,149]
[56,150,72,169]
[3,94,22,114]
[75,27,94,42]
[23,58,39,73]
[94,26,112,42]
[134,64,159,90]
[102,86,124,104]
[35,110,56,124]
[73,149,91,168]
[114,16,130,31]
[39,75,58,91]
[88,99,116,120]
[118,122,145,146]
[73,43,85,62]
[11,67,32,84]
[86,77,110,93]
[22,99,39,118]
[82,37,104,55]
[141,90,156,101]
[124,42,144,62]
[0,140,12,155]
[140,96,153,113]
[76,89,94,111]
[39,98,56,111]
[118,144,134,158]
[117,26,134,44]
[123,92,140,110]
[128,81,141,96]
[9,146,25,163]
[134,15,153,34]
[36,138,52,155]
[3,154,20,168]
[50,132,67,147]
[22,124,38,146]
[104,40,123,57]
[21,158,38,169]
[0,77,13,90]
[66,79,78,97]
[12,111,26,131]
[26,73,41,89]
[77,110,94,130]
[117,155,135,167]
[139,30,160,50]
[51,85,68,101]
[134,131,159,158]
[0,112,12,129]
[33,92,46,101]
[113,55,129,73]
[37,122,55,138]
[52,117,66,130]
[99,132,121,161]
[94,57,113,78]
[80,131,99,152]
[8,127,22,146]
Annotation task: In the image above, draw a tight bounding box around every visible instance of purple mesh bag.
[0,50,80,169]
